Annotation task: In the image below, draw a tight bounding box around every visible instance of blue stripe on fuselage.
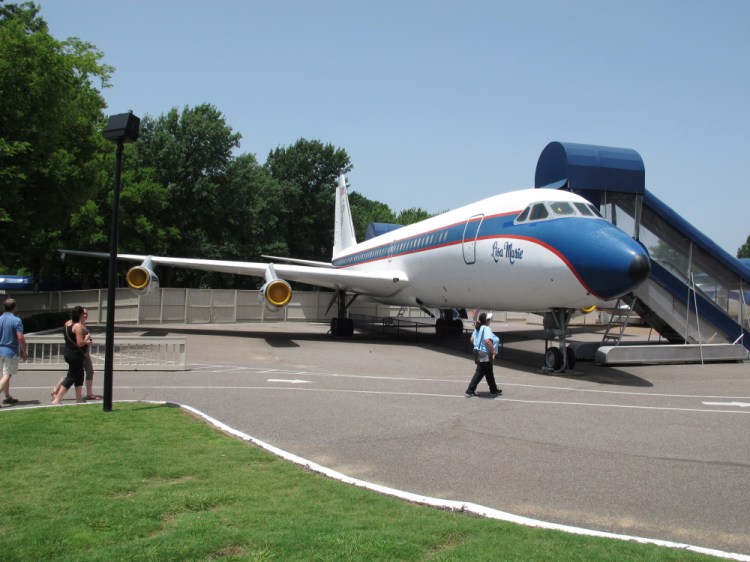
[333,213,643,299]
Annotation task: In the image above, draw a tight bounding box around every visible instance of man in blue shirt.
[0,298,28,406]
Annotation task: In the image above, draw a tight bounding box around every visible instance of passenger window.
[516,207,530,223]
[550,202,575,216]
[574,202,594,216]
[529,203,549,221]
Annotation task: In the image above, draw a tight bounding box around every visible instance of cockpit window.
[515,200,605,224]
[588,204,603,217]
[529,203,549,220]
[550,201,575,215]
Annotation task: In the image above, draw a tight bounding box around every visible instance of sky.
[32,0,750,256]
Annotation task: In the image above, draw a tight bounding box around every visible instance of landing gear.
[544,347,562,370]
[435,309,464,336]
[330,317,354,338]
[544,346,577,371]
[542,308,577,372]
[328,290,357,338]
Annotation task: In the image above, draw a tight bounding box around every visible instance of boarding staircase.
[600,297,638,346]
[536,141,749,363]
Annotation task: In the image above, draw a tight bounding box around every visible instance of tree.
[223,154,287,259]
[130,104,241,286]
[0,2,112,283]
[348,191,396,241]
[738,235,750,259]
[396,207,433,225]
[264,139,352,261]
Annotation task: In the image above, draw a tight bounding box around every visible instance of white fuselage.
[333,188,644,312]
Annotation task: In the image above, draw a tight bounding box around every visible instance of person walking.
[52,306,91,405]
[50,308,100,401]
[0,298,28,406]
[465,312,502,397]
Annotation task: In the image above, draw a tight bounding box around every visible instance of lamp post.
[101,111,140,412]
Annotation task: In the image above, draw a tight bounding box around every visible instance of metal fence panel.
[3,288,488,327]
[210,290,236,323]
[138,289,162,323]
[162,288,187,323]
[22,335,187,371]
[186,289,211,323]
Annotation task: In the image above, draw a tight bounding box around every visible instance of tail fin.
[333,174,357,258]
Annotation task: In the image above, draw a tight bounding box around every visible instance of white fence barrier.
[1,288,608,329]
[3,288,430,325]
[21,335,187,371]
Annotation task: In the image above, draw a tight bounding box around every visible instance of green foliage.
[265,138,352,261]
[133,104,241,252]
[348,193,434,242]
[738,234,750,259]
[348,191,397,241]
[396,206,434,225]
[128,105,246,287]
[0,1,111,281]
[0,403,719,561]
[2,7,437,290]
[19,310,69,333]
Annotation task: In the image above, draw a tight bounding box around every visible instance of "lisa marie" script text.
[491,240,524,264]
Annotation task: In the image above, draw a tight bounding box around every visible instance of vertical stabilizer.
[333,174,357,258]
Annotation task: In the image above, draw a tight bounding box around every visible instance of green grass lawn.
[0,403,721,561]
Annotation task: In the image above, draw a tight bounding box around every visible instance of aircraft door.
[462,214,484,264]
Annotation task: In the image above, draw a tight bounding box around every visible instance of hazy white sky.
[35,0,750,255]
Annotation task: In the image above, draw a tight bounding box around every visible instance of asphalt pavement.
[7,321,750,557]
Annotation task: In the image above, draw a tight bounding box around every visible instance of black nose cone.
[629,253,651,285]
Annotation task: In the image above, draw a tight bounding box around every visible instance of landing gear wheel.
[544,347,563,371]
[331,318,354,338]
[565,347,576,369]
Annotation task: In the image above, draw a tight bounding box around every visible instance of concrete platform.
[596,343,749,365]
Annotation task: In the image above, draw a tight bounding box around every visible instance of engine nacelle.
[258,279,293,312]
[126,263,160,295]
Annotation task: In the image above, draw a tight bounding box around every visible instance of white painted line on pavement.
[16,384,750,415]
[189,363,750,400]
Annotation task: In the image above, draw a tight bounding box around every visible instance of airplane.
[61,174,651,371]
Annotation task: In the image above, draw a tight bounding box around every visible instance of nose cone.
[629,253,651,285]
[559,221,652,300]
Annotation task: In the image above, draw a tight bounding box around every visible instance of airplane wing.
[260,255,332,268]
[59,250,409,297]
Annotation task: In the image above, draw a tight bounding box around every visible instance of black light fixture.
[101,111,140,412]
[102,111,140,143]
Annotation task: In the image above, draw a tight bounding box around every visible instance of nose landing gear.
[543,308,577,372]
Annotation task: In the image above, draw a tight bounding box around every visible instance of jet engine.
[258,264,292,312]
[126,257,160,295]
